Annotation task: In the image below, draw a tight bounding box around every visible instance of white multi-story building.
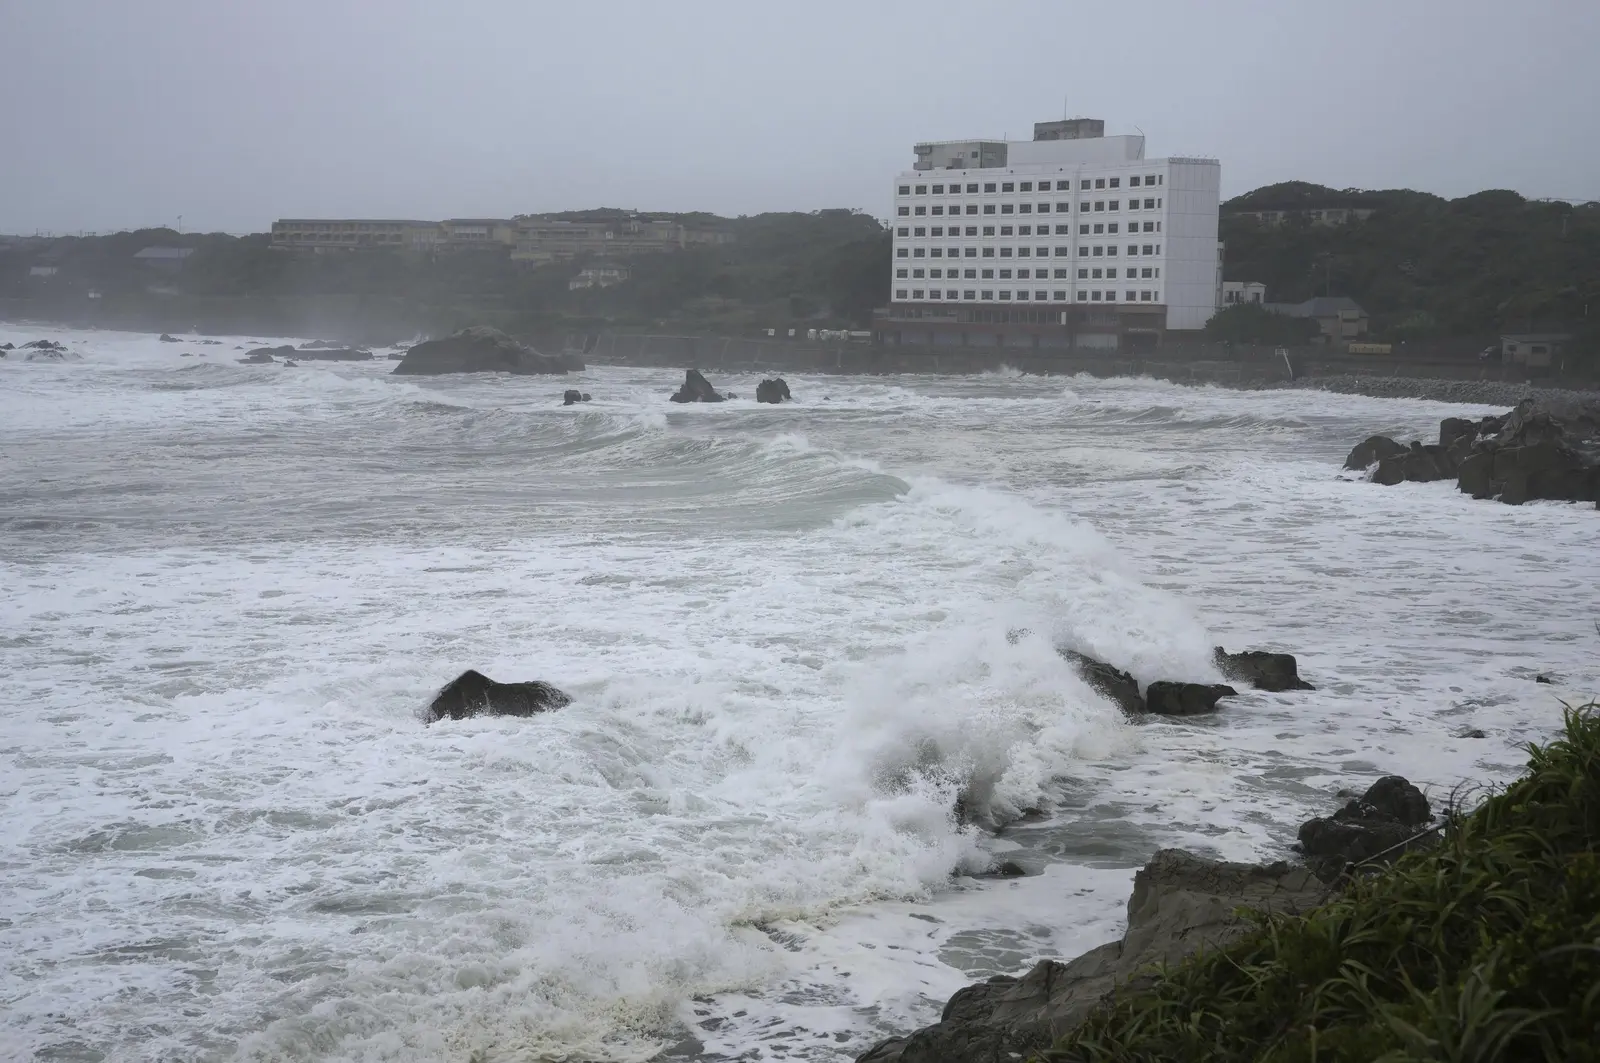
[878,118,1221,351]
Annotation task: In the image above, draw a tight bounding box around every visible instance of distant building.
[1501,333,1569,368]
[879,115,1220,351]
[1262,295,1369,341]
[269,219,458,251]
[1232,207,1374,227]
[511,216,731,263]
[268,215,730,260]
[132,246,194,272]
[1221,280,1267,306]
[28,265,58,278]
[568,263,630,290]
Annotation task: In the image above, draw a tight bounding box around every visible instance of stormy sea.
[2,327,1595,1062]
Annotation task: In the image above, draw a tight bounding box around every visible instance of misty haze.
[3,3,1600,1062]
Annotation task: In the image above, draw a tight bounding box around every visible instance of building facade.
[270,215,731,259]
[879,118,1221,350]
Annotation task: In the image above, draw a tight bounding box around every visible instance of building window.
[1017,290,1030,300]
[1016,268,1030,279]
[1056,247,1070,256]
[1078,268,1088,279]
[914,226,926,236]
[1018,224,1032,236]
[932,184,944,194]
[965,269,977,278]
[1094,201,1105,212]
[1018,247,1031,257]
[981,226,995,236]
[999,268,1013,279]
[999,247,1013,257]
[1053,290,1067,300]
[948,247,959,257]
[1106,245,1117,256]
[1019,203,1032,214]
[1140,291,1152,301]
[981,290,994,300]
[915,185,927,194]
[1054,224,1069,235]
[1080,179,1091,190]
[897,248,908,257]
[947,289,958,299]
[1154,244,1160,254]
[1057,268,1070,279]
[983,204,996,215]
[1108,223,1119,234]
[982,248,995,257]
[1147,222,1158,232]
[912,289,924,298]
[914,206,927,216]
[913,248,925,257]
[999,290,1012,300]
[932,206,944,215]
[896,227,909,237]
[1036,246,1048,257]
[1095,178,1105,189]
[913,268,925,278]
[1105,291,1117,301]
[930,268,942,278]
[1019,181,1033,192]
[1058,202,1071,212]
[1037,203,1051,213]
[1141,267,1153,278]
[1001,204,1014,215]
[896,288,908,299]
[983,182,997,193]
[1077,291,1089,301]
[1093,246,1103,257]
[999,225,1013,236]
[1123,244,1134,255]
[981,268,994,278]
[929,290,941,299]
[897,207,909,216]
[1129,176,1141,187]
[896,268,908,278]
[1079,224,1090,235]
[1093,223,1104,234]
[1092,290,1102,301]
[1001,182,1015,192]
[964,289,977,300]
[898,185,910,195]
[931,226,943,236]
[1035,290,1047,301]
[965,205,978,215]
[1109,200,1120,211]
[1128,199,1140,211]
[1078,246,1088,256]
[1092,268,1102,279]
[965,248,978,257]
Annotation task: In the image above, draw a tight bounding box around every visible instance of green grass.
[1041,702,1600,1063]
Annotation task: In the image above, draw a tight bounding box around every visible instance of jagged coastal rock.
[159,333,181,343]
[391,326,580,376]
[857,850,1328,1062]
[1348,400,1600,506]
[425,669,573,722]
[1213,646,1315,691]
[756,377,792,403]
[669,368,728,403]
[562,389,592,406]
[238,349,279,364]
[1056,644,1312,716]
[1296,775,1433,881]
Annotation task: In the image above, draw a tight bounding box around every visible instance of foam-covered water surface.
[2,327,1595,1062]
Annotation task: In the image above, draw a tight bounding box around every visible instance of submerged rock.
[425,669,572,723]
[392,326,577,376]
[1344,434,1406,470]
[562,389,590,406]
[669,368,727,403]
[159,333,181,343]
[857,850,1327,1062]
[756,377,792,404]
[1213,647,1314,691]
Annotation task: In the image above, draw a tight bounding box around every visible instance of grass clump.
[1041,702,1600,1063]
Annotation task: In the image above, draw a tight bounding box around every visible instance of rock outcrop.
[1059,651,1144,716]
[22,339,65,350]
[425,669,573,722]
[856,850,1328,1063]
[291,347,373,361]
[1351,401,1600,506]
[391,326,578,376]
[562,389,592,406]
[669,369,727,403]
[1296,775,1433,882]
[159,333,181,343]
[238,349,278,364]
[756,377,792,403]
[1213,647,1314,691]
[1144,681,1238,716]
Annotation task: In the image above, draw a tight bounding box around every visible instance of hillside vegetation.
[1042,701,1600,1063]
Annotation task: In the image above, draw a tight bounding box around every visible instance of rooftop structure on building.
[880,116,1222,350]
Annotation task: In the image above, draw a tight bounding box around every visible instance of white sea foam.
[1,327,1596,1062]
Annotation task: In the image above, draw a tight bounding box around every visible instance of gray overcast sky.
[2,0,1596,235]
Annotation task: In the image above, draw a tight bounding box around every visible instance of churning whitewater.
[2,328,1596,1063]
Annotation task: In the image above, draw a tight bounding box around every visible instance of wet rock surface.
[392,326,578,376]
[425,669,573,722]
[669,368,727,403]
[756,378,792,403]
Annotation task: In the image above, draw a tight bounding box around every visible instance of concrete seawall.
[590,332,1574,389]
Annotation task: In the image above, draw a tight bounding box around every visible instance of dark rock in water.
[1059,650,1144,715]
[756,378,792,403]
[1535,674,1554,684]
[238,349,278,364]
[562,389,589,406]
[856,850,1327,1063]
[1372,442,1455,485]
[392,326,577,376]
[283,360,298,367]
[298,339,343,349]
[1438,416,1478,451]
[180,352,193,357]
[199,339,222,345]
[426,669,572,723]
[1144,681,1237,716]
[1463,728,1487,739]
[1344,434,1406,470]
[292,346,373,361]
[581,392,591,402]
[22,339,65,350]
[1213,647,1314,691]
[1297,775,1432,881]
[159,333,180,343]
[0,342,13,350]
[1456,450,1496,498]
[669,368,727,403]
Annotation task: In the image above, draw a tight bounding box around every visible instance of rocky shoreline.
[1259,373,1600,407]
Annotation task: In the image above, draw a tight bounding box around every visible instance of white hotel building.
[876,118,1221,351]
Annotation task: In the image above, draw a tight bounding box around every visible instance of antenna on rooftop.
[1063,94,1069,119]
